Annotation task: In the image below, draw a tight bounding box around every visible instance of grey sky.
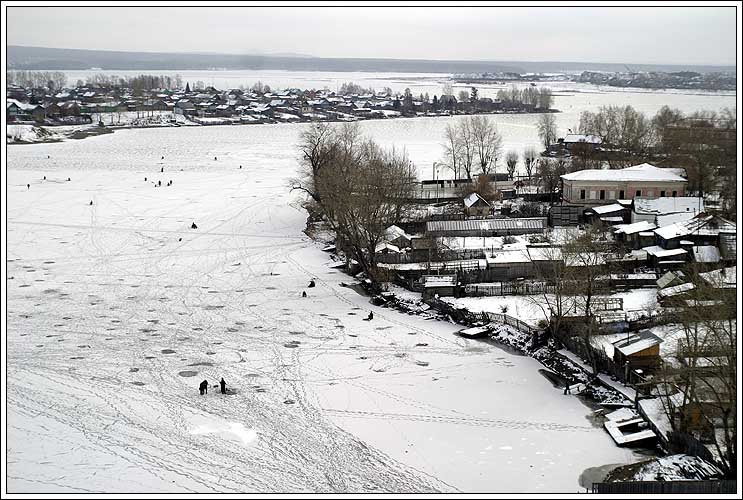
[6,5,738,65]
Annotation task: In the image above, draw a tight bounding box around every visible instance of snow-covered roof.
[657,282,696,299]
[642,245,688,258]
[656,212,697,227]
[656,270,685,289]
[563,133,602,144]
[654,214,736,240]
[592,203,624,215]
[561,163,687,183]
[614,220,657,235]
[692,246,720,263]
[374,242,401,254]
[633,197,704,215]
[385,225,412,242]
[612,330,662,356]
[487,249,531,265]
[698,266,736,288]
[463,192,490,208]
[7,98,37,111]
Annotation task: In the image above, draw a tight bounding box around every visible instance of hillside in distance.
[8,45,736,74]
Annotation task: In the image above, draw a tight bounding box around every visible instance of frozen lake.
[6,126,648,492]
[6,75,734,181]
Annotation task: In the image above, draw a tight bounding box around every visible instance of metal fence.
[592,480,736,494]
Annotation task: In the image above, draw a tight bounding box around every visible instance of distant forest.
[7,45,735,74]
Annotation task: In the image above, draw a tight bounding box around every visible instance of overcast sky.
[6,5,738,65]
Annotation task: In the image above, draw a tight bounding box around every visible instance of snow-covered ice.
[5,127,643,493]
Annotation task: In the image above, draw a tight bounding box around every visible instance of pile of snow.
[7,125,60,144]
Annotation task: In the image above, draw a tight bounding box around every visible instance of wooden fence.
[464,281,556,296]
[480,311,538,336]
[592,480,736,494]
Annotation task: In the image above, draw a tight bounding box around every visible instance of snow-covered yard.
[6,129,644,493]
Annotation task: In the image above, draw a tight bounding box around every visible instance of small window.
[672,191,677,197]
[619,190,625,199]
[580,189,586,200]
[599,190,605,200]
[635,190,641,197]
[660,191,666,197]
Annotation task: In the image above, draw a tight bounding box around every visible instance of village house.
[560,163,688,205]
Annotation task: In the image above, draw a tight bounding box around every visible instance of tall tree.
[505,150,519,180]
[536,113,558,152]
[468,115,503,176]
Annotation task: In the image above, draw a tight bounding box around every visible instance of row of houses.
[6,82,532,126]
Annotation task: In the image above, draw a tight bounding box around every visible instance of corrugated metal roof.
[426,218,546,233]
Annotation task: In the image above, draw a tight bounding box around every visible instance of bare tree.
[505,150,519,180]
[293,123,417,279]
[536,113,558,152]
[441,118,477,180]
[468,115,503,176]
[442,123,463,179]
[523,146,537,183]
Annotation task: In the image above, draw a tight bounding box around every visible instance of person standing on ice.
[564,380,571,395]
[220,378,226,394]
[199,380,209,395]
[367,311,374,321]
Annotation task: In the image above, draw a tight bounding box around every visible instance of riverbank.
[7,106,559,145]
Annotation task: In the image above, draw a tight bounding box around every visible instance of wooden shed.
[612,330,662,372]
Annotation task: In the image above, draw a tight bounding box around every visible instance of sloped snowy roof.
[654,214,736,240]
[614,220,657,235]
[592,203,625,215]
[657,282,696,299]
[612,330,662,356]
[643,245,688,258]
[385,225,412,242]
[656,212,697,227]
[464,192,490,208]
[698,266,736,288]
[375,241,401,254]
[561,163,687,183]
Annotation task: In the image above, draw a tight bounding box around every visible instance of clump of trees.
[81,73,184,91]
[292,123,417,279]
[7,70,67,91]
[338,82,374,95]
[496,85,553,110]
[250,81,272,94]
[439,115,503,180]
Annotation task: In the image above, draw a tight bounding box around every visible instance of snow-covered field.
[6,136,643,493]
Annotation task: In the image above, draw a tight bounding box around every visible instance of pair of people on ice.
[199,378,227,395]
